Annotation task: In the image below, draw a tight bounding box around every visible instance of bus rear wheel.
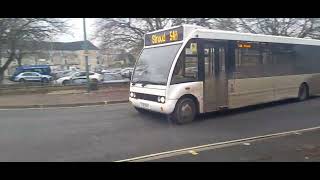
[298,83,309,101]
[171,97,196,124]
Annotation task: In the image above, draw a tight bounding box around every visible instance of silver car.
[102,73,130,84]
[14,72,52,83]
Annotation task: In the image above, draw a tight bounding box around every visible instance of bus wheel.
[171,97,196,124]
[298,83,309,101]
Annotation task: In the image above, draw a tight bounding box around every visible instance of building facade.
[0,40,100,76]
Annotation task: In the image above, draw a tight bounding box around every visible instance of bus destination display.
[145,27,183,46]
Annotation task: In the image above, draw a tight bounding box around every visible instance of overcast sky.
[55,18,99,45]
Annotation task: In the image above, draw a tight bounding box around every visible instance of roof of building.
[2,40,99,51]
[39,40,99,51]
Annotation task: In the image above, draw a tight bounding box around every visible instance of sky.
[55,18,99,46]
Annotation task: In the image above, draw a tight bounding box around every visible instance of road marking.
[189,150,198,155]
[0,102,129,111]
[115,126,320,162]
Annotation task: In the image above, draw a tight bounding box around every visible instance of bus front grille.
[135,93,158,102]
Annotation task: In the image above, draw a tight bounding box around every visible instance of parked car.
[102,68,122,74]
[52,70,77,79]
[10,65,51,81]
[14,72,53,83]
[101,69,114,73]
[102,73,130,84]
[120,68,133,78]
[55,71,103,85]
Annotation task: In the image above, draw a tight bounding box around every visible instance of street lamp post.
[83,18,90,93]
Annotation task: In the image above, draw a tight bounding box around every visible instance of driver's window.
[171,40,198,84]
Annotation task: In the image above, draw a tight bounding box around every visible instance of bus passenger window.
[171,42,198,84]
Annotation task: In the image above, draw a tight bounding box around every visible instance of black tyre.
[91,79,98,83]
[298,83,309,101]
[62,80,70,86]
[42,78,49,83]
[170,97,196,124]
[19,78,26,83]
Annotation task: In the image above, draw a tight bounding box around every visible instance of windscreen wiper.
[132,81,164,87]
[131,80,148,86]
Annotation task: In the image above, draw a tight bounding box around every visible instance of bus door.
[203,42,228,112]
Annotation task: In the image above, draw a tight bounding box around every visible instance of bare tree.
[171,18,238,31]
[94,18,172,55]
[237,18,320,39]
[172,18,320,37]
[94,18,239,51]
[0,18,68,83]
[94,18,320,62]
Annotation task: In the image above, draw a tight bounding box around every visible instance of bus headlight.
[158,96,165,103]
[130,92,134,98]
[160,97,165,103]
[130,92,136,98]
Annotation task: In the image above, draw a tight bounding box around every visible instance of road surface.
[1,97,320,161]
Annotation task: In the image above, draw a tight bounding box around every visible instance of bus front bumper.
[129,97,177,114]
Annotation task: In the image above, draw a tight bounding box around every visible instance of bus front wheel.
[171,97,196,124]
[298,83,309,101]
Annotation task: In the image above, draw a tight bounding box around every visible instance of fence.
[0,81,130,96]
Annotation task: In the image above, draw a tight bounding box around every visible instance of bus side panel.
[272,74,310,100]
[228,77,275,109]
[228,73,320,109]
[305,73,320,96]
[167,82,204,113]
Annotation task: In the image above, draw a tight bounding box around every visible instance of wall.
[77,50,98,71]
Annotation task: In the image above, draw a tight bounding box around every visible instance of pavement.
[0,97,320,161]
[1,79,17,85]
[0,87,129,108]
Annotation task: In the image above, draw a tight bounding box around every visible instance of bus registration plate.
[140,102,150,109]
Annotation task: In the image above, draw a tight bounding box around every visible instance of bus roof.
[194,28,320,46]
[145,24,320,47]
